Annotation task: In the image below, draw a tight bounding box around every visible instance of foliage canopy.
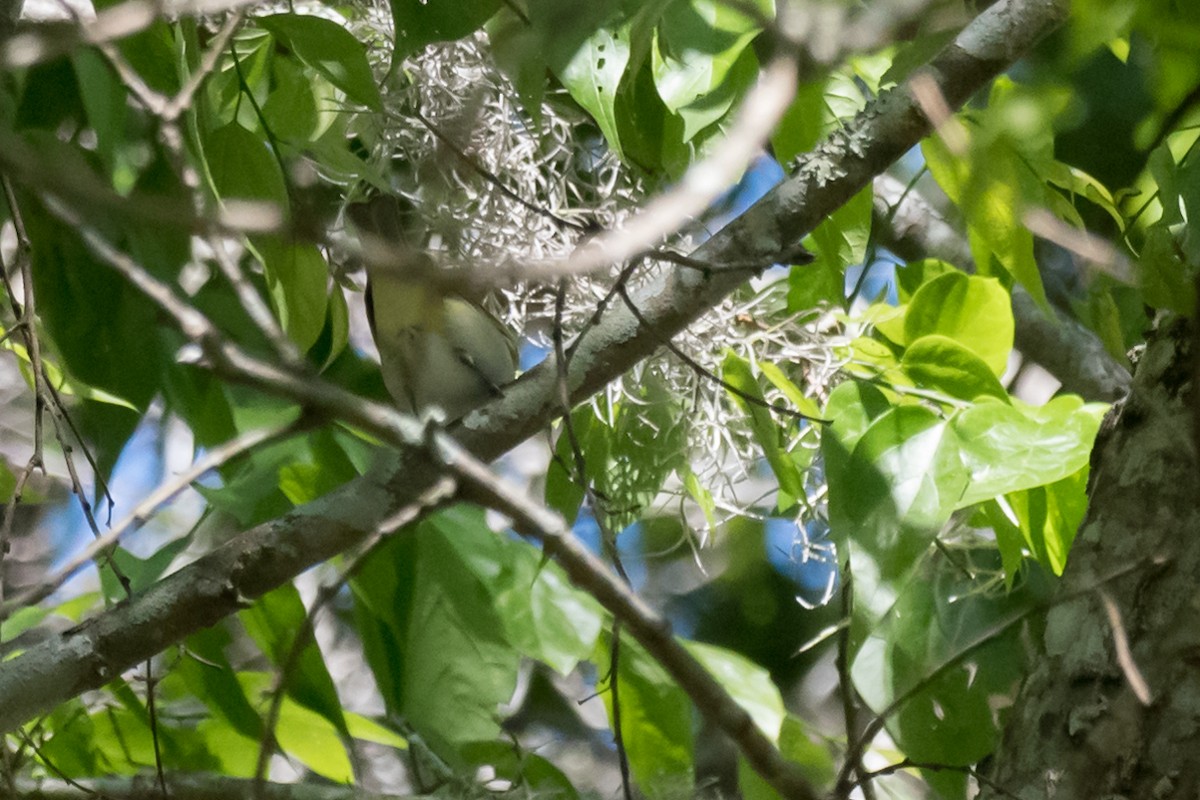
[0,0,1196,799]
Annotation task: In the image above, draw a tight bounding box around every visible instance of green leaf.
[239,583,348,739]
[741,714,837,800]
[205,27,274,129]
[163,366,238,448]
[981,499,1028,587]
[72,47,127,177]
[683,468,717,531]
[254,239,331,352]
[901,335,1010,402]
[830,405,966,581]
[687,641,785,741]
[593,375,688,529]
[923,134,1048,309]
[903,272,1014,376]
[318,279,351,370]
[953,396,1106,507]
[459,741,578,799]
[673,46,759,142]
[853,406,965,533]
[489,0,629,118]
[195,423,317,527]
[391,0,502,59]
[805,186,873,297]
[597,633,693,800]
[990,467,1089,577]
[1140,223,1196,315]
[894,258,956,302]
[880,28,959,86]
[352,507,602,755]
[787,259,844,311]
[178,626,265,740]
[758,361,825,419]
[205,121,288,208]
[545,407,595,522]
[260,54,325,143]
[22,190,159,477]
[823,379,892,453]
[257,14,382,111]
[99,536,191,596]
[428,508,604,674]
[344,713,408,750]
[651,0,765,141]
[554,22,632,159]
[722,352,805,507]
[773,70,867,164]
[239,673,354,781]
[852,547,1050,765]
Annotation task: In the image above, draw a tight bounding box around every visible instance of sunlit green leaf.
[901,335,1010,403]
[903,272,1014,376]
[852,547,1050,765]
[555,22,632,158]
[953,396,1106,507]
[687,641,785,741]
[597,633,693,800]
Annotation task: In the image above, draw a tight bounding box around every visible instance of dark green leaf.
[254,239,331,353]
[391,0,502,59]
[205,121,288,207]
[257,14,382,111]
[852,547,1050,765]
[178,626,265,740]
[545,406,595,522]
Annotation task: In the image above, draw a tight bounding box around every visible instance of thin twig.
[1,419,309,620]
[552,278,634,800]
[858,758,1024,800]
[834,569,873,800]
[834,556,1163,792]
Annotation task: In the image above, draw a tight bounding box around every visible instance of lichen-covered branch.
[983,315,1200,798]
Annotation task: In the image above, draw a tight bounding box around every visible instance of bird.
[346,194,517,421]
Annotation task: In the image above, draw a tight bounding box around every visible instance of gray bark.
[984,314,1200,798]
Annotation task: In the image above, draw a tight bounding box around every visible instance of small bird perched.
[346,194,517,421]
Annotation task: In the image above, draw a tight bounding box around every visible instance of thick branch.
[873,174,1131,402]
[0,0,1069,794]
[982,316,1200,798]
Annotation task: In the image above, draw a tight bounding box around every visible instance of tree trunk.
[985,315,1200,798]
